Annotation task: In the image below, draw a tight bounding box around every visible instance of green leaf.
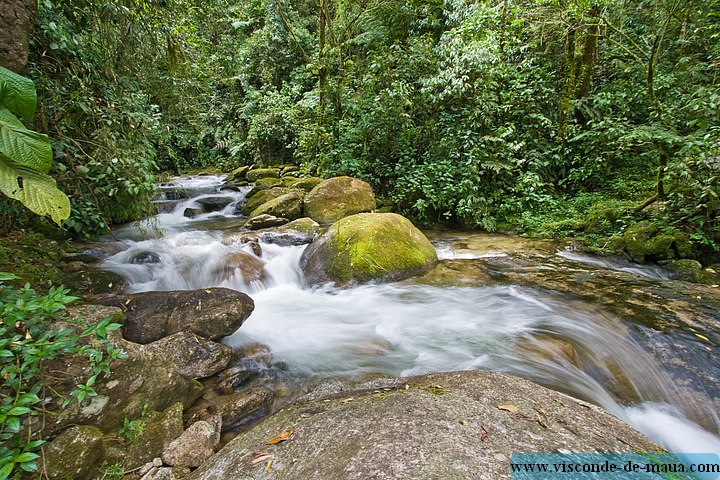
[0,108,52,173]
[0,462,15,480]
[0,153,71,224]
[6,406,31,416]
[0,272,19,281]
[0,66,37,122]
[14,452,40,463]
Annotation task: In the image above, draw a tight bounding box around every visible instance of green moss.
[242,187,292,215]
[250,191,303,220]
[645,234,675,260]
[417,385,446,396]
[246,168,281,182]
[623,221,658,262]
[326,213,437,283]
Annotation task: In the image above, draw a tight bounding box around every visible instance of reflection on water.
[101,175,720,455]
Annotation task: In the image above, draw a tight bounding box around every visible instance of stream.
[99,175,720,459]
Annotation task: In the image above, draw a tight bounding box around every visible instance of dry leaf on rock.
[266,426,295,445]
[497,404,520,414]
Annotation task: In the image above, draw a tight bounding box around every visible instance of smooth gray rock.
[145,332,233,379]
[189,371,660,480]
[162,420,221,467]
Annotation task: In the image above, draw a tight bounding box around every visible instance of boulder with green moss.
[246,168,280,182]
[250,191,303,220]
[300,212,437,285]
[623,222,696,262]
[240,186,292,215]
[303,176,376,224]
[245,177,284,197]
[42,425,105,480]
[284,176,323,191]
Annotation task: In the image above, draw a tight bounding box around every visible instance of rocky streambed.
[48,173,720,479]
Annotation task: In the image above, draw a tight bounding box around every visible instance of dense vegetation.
[1,0,718,260]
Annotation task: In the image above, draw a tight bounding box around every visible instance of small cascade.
[99,175,720,456]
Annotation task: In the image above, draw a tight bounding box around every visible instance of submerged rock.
[303,176,376,224]
[214,251,267,284]
[300,212,437,285]
[120,288,254,344]
[188,371,660,480]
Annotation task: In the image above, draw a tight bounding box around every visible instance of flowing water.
[100,175,720,459]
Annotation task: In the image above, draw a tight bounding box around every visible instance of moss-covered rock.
[300,213,437,285]
[246,168,281,182]
[645,234,675,261]
[250,191,303,220]
[104,403,185,470]
[245,214,289,230]
[284,176,323,191]
[230,165,250,181]
[241,187,292,215]
[623,221,658,262]
[663,259,720,284]
[245,177,284,197]
[42,425,105,480]
[303,176,376,224]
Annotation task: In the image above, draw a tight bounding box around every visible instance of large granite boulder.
[119,288,254,344]
[300,212,437,285]
[303,176,376,224]
[246,168,281,182]
[189,371,660,480]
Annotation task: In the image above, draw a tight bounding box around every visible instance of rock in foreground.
[190,371,660,480]
[300,212,437,285]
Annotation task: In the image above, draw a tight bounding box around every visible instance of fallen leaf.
[340,397,354,404]
[695,333,709,341]
[497,404,520,414]
[205,289,212,293]
[480,425,489,441]
[266,426,295,445]
[266,459,273,472]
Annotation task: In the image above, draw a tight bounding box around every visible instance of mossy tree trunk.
[0,0,36,74]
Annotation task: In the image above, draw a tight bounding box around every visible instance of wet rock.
[303,176,376,224]
[246,168,281,182]
[245,214,289,230]
[283,176,323,191]
[214,366,262,394]
[120,288,254,344]
[162,420,221,467]
[662,259,720,284]
[250,191,303,221]
[214,251,267,283]
[42,425,105,480]
[183,207,204,218]
[104,403,185,470]
[189,371,660,480]
[186,387,274,431]
[145,332,233,379]
[622,222,696,263]
[196,196,234,212]
[241,186,293,215]
[130,250,162,264]
[300,213,437,286]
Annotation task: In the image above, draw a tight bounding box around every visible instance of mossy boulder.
[662,259,720,284]
[104,403,185,471]
[246,168,281,182]
[250,191,303,221]
[230,165,250,181]
[241,187,293,215]
[303,176,376,224]
[623,222,696,262]
[42,425,105,480]
[300,213,437,285]
[245,177,283,197]
[284,176,323,191]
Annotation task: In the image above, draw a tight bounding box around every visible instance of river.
[99,175,720,459]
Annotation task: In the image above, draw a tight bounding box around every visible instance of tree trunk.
[0,0,37,74]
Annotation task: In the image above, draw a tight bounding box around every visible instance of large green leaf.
[0,66,37,122]
[0,153,70,225]
[0,108,52,173]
